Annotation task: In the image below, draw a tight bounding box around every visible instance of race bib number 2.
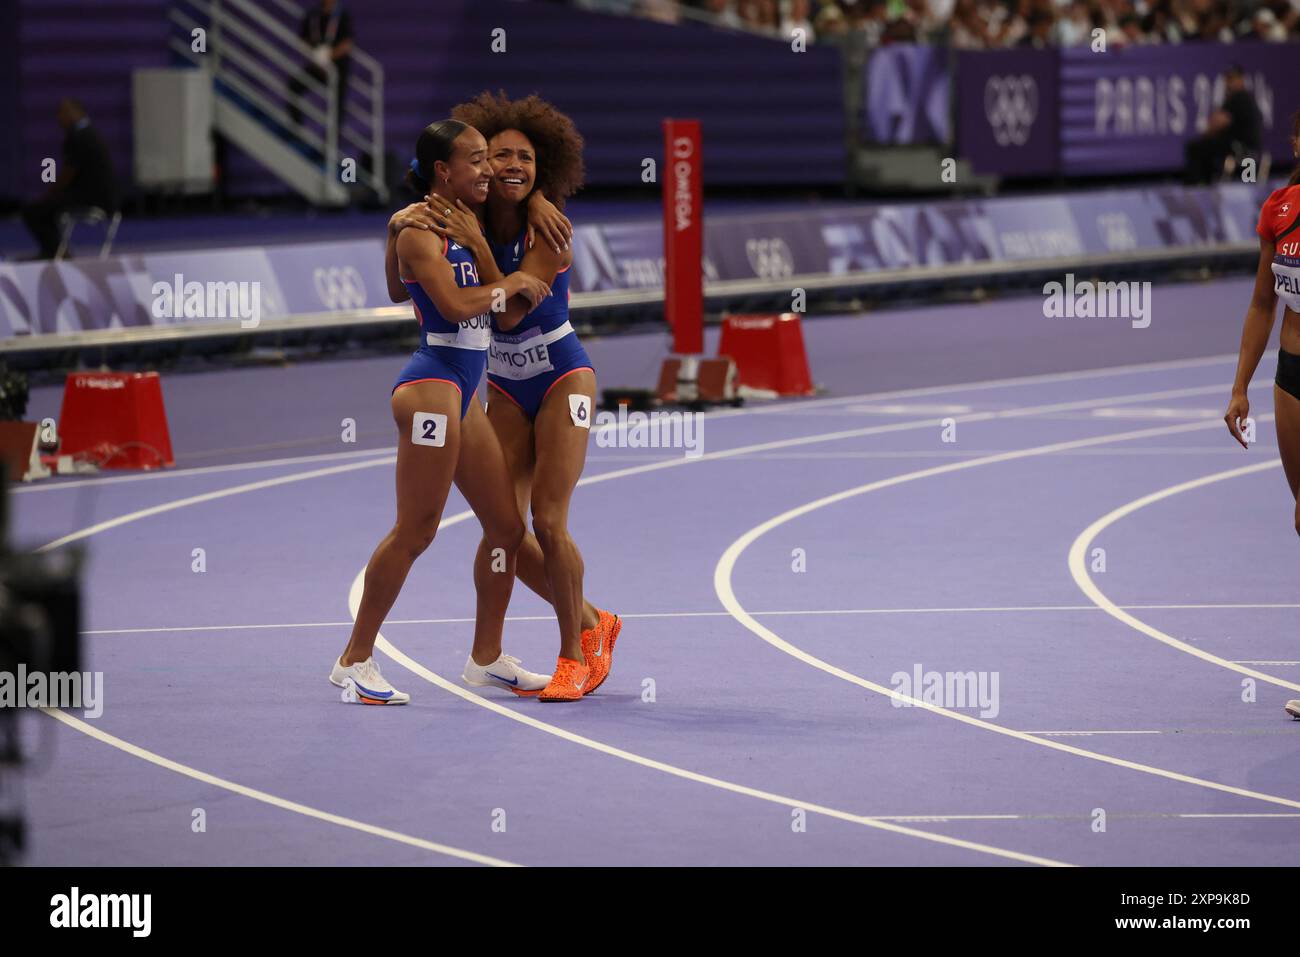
[568,394,591,429]
[411,411,448,447]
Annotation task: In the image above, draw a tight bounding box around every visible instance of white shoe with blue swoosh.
[462,653,550,697]
[329,656,410,705]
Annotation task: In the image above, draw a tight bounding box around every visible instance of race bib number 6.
[568,394,591,429]
[412,411,448,447]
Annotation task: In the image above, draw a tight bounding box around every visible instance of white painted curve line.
[36,456,395,553]
[15,350,1247,496]
[82,603,1300,637]
[575,382,1237,491]
[713,414,1300,812]
[368,635,1069,866]
[11,447,396,494]
[1067,459,1300,693]
[42,708,518,867]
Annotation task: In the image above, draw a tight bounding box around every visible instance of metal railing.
[167,0,386,203]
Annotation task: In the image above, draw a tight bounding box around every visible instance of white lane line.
[41,708,518,867]
[568,382,1242,493]
[36,457,396,553]
[1024,731,1164,736]
[713,415,1300,812]
[11,447,395,493]
[708,447,1278,460]
[871,812,1300,822]
[370,634,1069,866]
[1024,730,1298,736]
[1067,461,1300,693]
[79,602,1300,637]
[16,350,1247,494]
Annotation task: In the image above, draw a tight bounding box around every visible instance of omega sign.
[673,136,694,232]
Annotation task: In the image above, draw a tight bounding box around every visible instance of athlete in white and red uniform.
[1223,110,1300,720]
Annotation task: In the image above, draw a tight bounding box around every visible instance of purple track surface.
[13,276,1300,866]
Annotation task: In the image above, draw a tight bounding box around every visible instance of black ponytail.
[406,119,469,195]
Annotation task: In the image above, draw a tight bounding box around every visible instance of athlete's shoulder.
[396,226,448,260]
[1257,184,1300,241]
[1263,183,1300,211]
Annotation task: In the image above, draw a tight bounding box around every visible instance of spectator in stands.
[1183,65,1263,184]
[781,0,816,38]
[703,0,746,29]
[1019,9,1057,45]
[948,0,990,46]
[1245,6,1288,40]
[635,0,681,22]
[20,98,116,260]
[287,0,354,136]
[813,2,850,36]
[1117,12,1148,43]
[672,0,1295,45]
[1057,1,1093,45]
[850,0,891,45]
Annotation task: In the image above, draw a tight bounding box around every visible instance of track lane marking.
[41,708,519,866]
[1067,460,1300,692]
[713,414,1300,812]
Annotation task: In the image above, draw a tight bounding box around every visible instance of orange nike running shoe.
[538,656,591,702]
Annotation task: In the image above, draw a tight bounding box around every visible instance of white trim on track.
[713,414,1300,813]
[1067,460,1299,692]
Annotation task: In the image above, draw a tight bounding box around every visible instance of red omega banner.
[662,119,703,356]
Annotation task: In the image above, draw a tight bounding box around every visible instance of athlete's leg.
[456,398,526,665]
[486,388,600,632]
[530,370,597,664]
[1277,385,1300,719]
[1275,385,1300,517]
[341,380,461,666]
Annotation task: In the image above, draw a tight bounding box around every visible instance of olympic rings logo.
[313,266,367,310]
[984,75,1038,147]
[745,237,794,280]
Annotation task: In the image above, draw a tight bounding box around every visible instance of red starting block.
[718,313,814,397]
[0,422,49,482]
[58,371,174,470]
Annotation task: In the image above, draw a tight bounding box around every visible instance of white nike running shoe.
[1286,699,1300,719]
[462,653,551,697]
[329,656,410,705]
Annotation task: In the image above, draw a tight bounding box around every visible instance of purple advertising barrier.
[1,183,1283,341]
[957,49,1059,177]
[1060,43,1300,176]
[865,45,951,145]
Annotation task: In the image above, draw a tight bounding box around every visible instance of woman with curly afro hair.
[387,92,621,702]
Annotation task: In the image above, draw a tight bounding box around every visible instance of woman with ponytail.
[1223,109,1300,721]
[330,120,554,704]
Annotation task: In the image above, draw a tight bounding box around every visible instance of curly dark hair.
[451,90,585,208]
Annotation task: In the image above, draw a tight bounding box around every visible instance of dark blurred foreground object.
[0,467,84,865]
